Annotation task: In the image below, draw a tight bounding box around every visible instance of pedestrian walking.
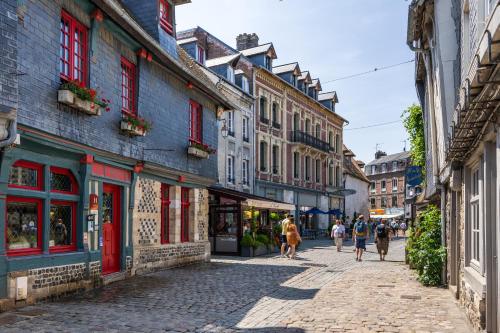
[375,219,391,261]
[352,215,368,261]
[390,220,399,238]
[400,221,408,237]
[280,215,292,257]
[286,223,302,259]
[331,220,346,252]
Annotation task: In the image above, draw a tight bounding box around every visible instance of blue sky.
[177,0,417,164]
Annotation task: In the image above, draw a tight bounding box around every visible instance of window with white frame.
[381,180,386,192]
[305,156,311,181]
[272,145,279,175]
[227,66,235,83]
[241,76,249,93]
[470,166,481,270]
[328,163,334,186]
[392,178,398,192]
[196,45,205,65]
[371,165,376,174]
[293,152,300,179]
[227,111,234,137]
[227,155,235,184]
[381,163,387,173]
[392,161,398,171]
[242,116,249,142]
[370,182,375,193]
[315,159,320,183]
[242,159,249,186]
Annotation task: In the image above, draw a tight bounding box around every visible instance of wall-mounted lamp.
[186,81,194,89]
[221,119,228,138]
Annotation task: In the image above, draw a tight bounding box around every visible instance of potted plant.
[256,234,272,255]
[120,112,151,136]
[58,80,110,115]
[187,140,216,159]
[241,234,254,257]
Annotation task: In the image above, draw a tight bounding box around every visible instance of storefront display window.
[8,160,43,190]
[49,201,76,251]
[50,167,77,194]
[6,198,42,255]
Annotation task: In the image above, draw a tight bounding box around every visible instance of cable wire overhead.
[344,120,402,131]
[323,59,415,84]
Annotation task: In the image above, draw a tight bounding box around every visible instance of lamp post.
[342,172,347,223]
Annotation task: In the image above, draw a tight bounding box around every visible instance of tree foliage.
[402,104,425,170]
[406,205,446,286]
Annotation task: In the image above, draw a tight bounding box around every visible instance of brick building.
[0,0,235,308]
[365,151,411,212]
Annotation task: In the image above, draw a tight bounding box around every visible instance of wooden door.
[102,183,121,275]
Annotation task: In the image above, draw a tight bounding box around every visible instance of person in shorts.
[375,219,391,261]
[352,215,368,261]
[280,215,292,257]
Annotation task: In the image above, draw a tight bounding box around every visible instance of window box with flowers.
[58,80,110,116]
[120,112,152,136]
[187,139,216,159]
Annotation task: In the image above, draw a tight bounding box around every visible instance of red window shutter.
[180,187,190,242]
[121,57,136,115]
[161,184,170,244]
[60,10,88,85]
[189,100,202,143]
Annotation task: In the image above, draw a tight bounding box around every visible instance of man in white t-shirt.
[331,220,346,252]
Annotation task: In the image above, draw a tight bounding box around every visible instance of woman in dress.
[286,223,302,259]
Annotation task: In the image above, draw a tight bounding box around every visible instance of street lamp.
[221,119,228,138]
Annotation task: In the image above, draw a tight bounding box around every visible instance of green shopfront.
[0,132,135,307]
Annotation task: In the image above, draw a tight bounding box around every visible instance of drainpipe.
[0,119,17,149]
[438,183,447,285]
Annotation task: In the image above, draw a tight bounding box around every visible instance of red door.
[102,184,121,275]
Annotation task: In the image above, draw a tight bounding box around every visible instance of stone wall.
[6,261,101,305]
[132,176,210,276]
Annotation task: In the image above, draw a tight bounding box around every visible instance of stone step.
[101,271,127,286]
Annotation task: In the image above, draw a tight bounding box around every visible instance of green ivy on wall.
[402,104,426,172]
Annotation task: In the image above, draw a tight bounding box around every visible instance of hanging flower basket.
[120,112,151,137]
[187,140,216,159]
[58,80,110,116]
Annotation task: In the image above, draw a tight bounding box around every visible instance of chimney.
[236,33,259,51]
[375,150,387,160]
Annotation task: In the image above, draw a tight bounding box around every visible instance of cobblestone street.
[0,239,471,333]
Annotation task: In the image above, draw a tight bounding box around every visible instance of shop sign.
[90,194,99,210]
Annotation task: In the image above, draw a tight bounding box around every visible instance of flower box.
[187,146,209,159]
[120,120,147,136]
[58,90,102,116]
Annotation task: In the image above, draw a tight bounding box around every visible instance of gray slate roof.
[318,91,338,102]
[240,43,277,58]
[272,62,300,75]
[205,54,241,68]
[299,71,312,83]
[366,151,411,166]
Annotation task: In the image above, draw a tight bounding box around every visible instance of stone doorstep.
[101,271,127,286]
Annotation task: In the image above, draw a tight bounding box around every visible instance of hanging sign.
[406,166,423,187]
[90,194,99,210]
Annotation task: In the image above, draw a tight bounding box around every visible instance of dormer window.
[196,45,205,65]
[159,0,174,35]
[291,75,297,87]
[227,66,235,83]
[303,84,308,94]
[265,56,272,70]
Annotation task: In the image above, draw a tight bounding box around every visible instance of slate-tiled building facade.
[0,0,233,308]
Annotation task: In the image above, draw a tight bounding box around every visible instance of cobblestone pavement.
[0,238,471,332]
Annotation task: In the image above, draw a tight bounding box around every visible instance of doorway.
[102,183,121,275]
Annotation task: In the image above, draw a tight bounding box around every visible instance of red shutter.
[180,188,190,242]
[161,184,170,244]
[159,0,174,35]
[189,100,203,143]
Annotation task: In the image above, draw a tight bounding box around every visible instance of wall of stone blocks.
[132,176,210,275]
[6,261,101,305]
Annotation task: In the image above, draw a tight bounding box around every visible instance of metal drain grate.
[400,294,421,300]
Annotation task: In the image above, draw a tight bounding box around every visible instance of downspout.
[438,183,447,285]
[0,119,17,149]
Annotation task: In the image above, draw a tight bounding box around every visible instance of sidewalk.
[281,239,472,333]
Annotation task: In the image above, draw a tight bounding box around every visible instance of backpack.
[355,222,366,236]
[376,224,387,238]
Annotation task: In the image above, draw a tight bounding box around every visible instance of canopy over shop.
[208,187,294,255]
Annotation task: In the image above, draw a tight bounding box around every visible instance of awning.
[208,186,294,211]
[244,199,295,211]
[370,213,404,219]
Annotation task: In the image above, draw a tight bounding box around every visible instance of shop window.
[60,10,88,84]
[181,187,190,242]
[159,0,174,35]
[161,184,170,244]
[6,197,43,256]
[50,167,78,194]
[8,160,43,190]
[121,57,136,115]
[189,100,203,143]
[49,201,76,252]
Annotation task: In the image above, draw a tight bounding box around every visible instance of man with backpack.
[352,215,368,261]
[375,219,391,261]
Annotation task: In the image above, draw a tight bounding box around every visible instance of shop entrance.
[102,183,121,275]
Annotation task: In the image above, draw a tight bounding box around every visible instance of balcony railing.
[290,130,330,152]
[260,116,269,124]
[272,121,281,129]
